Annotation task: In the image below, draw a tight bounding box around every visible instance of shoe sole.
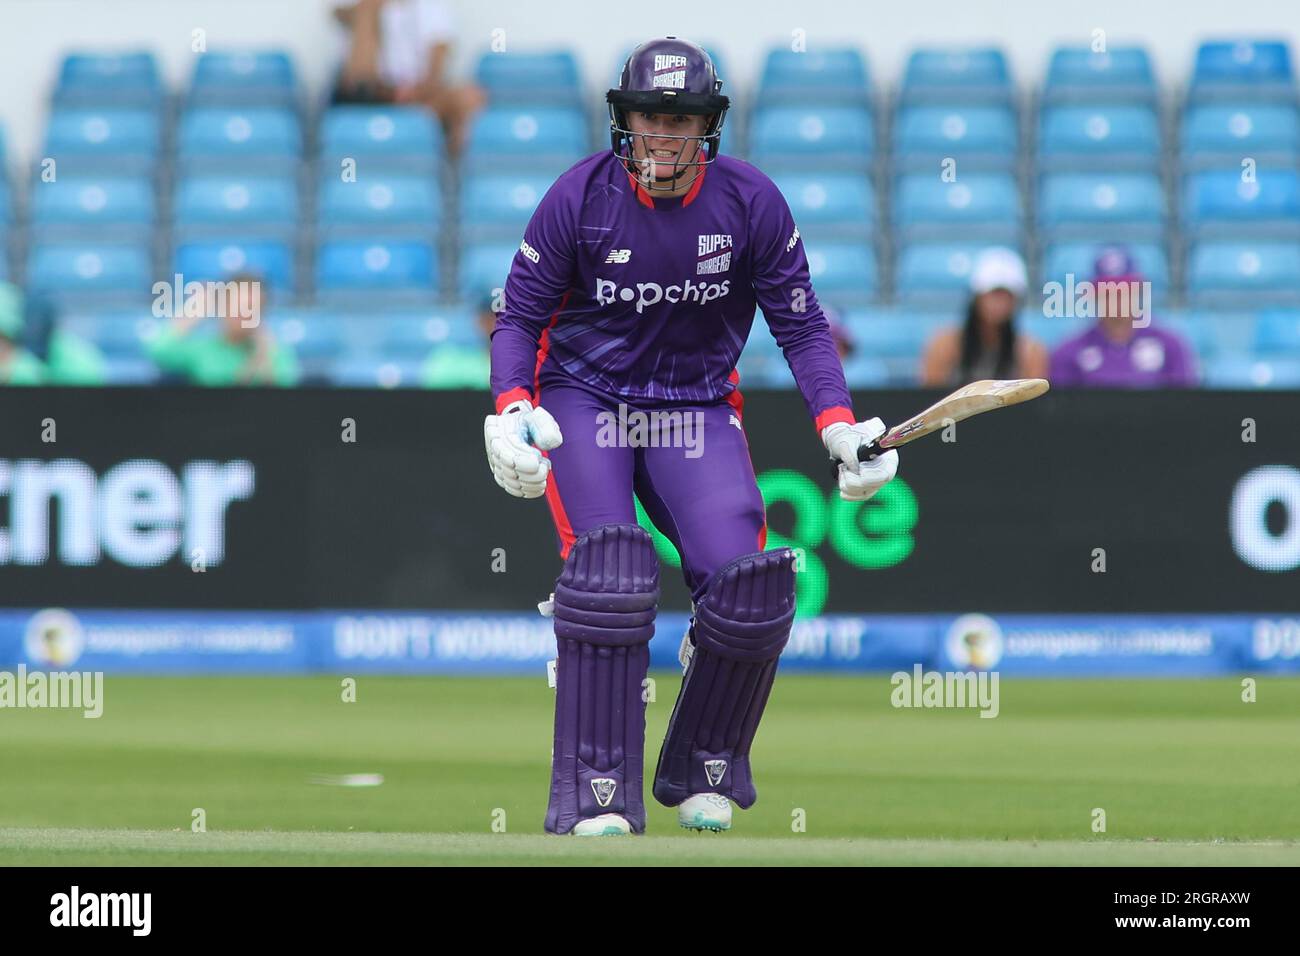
[680,819,731,832]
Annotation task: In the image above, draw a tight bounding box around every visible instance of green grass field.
[2,674,1298,865]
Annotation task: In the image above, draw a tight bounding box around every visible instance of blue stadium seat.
[58,311,156,357]
[459,241,519,297]
[189,50,298,107]
[734,352,795,389]
[893,106,1017,169]
[750,317,786,349]
[1037,106,1160,171]
[1204,354,1300,388]
[1042,47,1157,105]
[465,107,588,171]
[43,109,160,175]
[317,175,440,237]
[30,176,155,240]
[1019,312,1090,349]
[758,48,870,104]
[749,106,873,170]
[54,51,163,108]
[315,240,437,306]
[840,308,949,383]
[318,107,443,172]
[475,50,582,107]
[1182,169,1300,237]
[177,108,302,173]
[901,48,1012,105]
[27,243,152,305]
[1254,308,1300,352]
[460,173,551,237]
[174,239,295,291]
[1181,105,1300,167]
[1190,40,1296,103]
[1039,241,1170,294]
[840,354,892,387]
[804,242,877,304]
[1189,310,1263,354]
[771,173,874,239]
[102,356,160,384]
[328,355,425,388]
[894,173,1020,242]
[1037,173,1164,239]
[174,176,298,237]
[895,242,1010,306]
[1155,312,1215,356]
[1187,241,1300,307]
[267,311,346,360]
[375,308,482,357]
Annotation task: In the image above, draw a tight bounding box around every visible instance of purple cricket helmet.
[606,36,730,191]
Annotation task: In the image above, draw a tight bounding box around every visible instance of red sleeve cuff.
[814,405,856,433]
[494,387,534,414]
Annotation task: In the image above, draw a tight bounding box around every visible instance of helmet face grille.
[606,37,730,192]
[608,108,727,192]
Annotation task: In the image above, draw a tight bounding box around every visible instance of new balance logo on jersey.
[728,414,742,432]
[591,778,617,807]
[595,277,731,313]
[704,760,728,786]
[785,226,801,253]
[605,248,632,264]
[519,239,540,264]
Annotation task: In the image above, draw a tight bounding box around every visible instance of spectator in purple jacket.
[1050,246,1198,388]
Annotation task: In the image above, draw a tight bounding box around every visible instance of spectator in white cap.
[920,246,1048,387]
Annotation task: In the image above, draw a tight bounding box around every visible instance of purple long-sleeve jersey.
[489,151,856,432]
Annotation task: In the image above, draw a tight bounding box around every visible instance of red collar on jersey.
[626,164,708,209]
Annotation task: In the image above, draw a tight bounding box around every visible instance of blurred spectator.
[148,274,299,386]
[920,247,1048,386]
[421,292,492,388]
[0,283,47,386]
[332,0,485,155]
[1049,247,1197,388]
[19,287,107,385]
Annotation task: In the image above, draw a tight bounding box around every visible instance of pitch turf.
[1,675,1298,865]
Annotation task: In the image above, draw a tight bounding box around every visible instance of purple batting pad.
[545,523,659,834]
[653,548,795,809]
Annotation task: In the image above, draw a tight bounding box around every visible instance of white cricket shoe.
[571,813,632,836]
[678,793,732,832]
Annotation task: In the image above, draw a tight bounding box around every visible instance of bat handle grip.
[829,440,883,482]
[857,441,883,463]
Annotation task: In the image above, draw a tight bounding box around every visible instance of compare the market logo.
[0,459,254,567]
[636,468,918,617]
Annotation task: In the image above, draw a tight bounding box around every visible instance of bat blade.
[875,378,1050,452]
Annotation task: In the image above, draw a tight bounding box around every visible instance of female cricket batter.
[483,36,898,835]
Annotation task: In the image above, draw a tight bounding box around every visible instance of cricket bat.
[846,378,1050,464]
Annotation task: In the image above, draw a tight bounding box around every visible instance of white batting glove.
[822,417,899,502]
[484,399,564,499]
